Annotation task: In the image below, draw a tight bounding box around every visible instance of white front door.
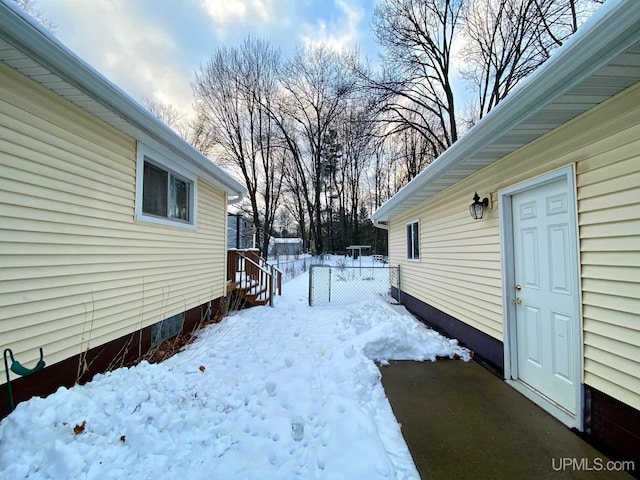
[511,176,578,416]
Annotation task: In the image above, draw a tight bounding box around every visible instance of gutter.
[227,194,244,206]
[372,219,389,231]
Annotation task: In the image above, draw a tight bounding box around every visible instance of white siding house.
[372,0,640,467]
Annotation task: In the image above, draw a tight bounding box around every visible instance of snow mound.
[345,299,471,363]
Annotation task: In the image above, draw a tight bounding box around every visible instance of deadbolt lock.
[515,284,522,291]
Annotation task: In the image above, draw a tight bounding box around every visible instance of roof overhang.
[0,0,246,200]
[372,0,640,224]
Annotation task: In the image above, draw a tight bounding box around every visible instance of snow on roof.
[271,238,303,244]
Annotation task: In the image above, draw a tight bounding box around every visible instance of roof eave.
[0,1,247,200]
[371,0,640,223]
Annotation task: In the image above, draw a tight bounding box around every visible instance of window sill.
[136,213,197,230]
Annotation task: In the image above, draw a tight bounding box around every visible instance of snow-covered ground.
[0,258,470,479]
[269,254,313,283]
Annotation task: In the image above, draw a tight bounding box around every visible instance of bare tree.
[334,103,377,247]
[275,45,356,254]
[278,130,312,252]
[398,126,436,182]
[460,0,601,120]
[141,98,183,128]
[141,97,192,140]
[534,0,604,48]
[369,0,467,153]
[192,37,284,255]
[364,125,434,208]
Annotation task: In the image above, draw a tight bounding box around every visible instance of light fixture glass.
[469,192,489,220]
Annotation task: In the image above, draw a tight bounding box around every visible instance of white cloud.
[300,0,366,52]
[200,0,289,29]
[40,0,195,116]
[36,0,381,120]
[200,0,250,23]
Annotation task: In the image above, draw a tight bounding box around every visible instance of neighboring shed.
[269,238,303,257]
[0,2,246,417]
[371,0,640,468]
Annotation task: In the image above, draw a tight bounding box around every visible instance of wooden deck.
[227,249,282,307]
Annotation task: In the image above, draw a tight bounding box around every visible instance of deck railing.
[227,249,282,306]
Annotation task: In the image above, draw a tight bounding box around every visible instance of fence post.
[308,265,313,306]
[269,265,275,307]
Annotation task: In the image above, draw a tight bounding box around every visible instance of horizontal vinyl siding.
[0,64,227,383]
[390,197,503,340]
[388,81,640,410]
[577,132,640,411]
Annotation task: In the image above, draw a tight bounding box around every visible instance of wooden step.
[233,284,269,306]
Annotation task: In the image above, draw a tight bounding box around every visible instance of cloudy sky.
[34,0,382,119]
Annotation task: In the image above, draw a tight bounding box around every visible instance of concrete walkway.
[380,359,634,479]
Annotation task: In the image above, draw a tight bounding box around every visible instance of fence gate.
[309,265,400,306]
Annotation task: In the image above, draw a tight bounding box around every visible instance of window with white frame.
[406,220,420,260]
[136,143,196,228]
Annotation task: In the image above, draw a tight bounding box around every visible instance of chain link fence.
[270,255,313,283]
[308,264,400,306]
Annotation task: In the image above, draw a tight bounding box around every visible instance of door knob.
[513,297,522,305]
[515,284,522,291]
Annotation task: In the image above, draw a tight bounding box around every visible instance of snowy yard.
[0,260,470,479]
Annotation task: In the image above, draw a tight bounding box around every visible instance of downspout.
[235,216,240,250]
[227,192,244,249]
[371,218,395,301]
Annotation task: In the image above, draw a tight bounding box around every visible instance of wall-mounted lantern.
[469,192,489,220]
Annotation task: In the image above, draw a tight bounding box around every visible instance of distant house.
[269,238,303,257]
[372,0,640,467]
[0,2,246,417]
[227,213,254,250]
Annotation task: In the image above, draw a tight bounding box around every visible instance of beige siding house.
[0,2,245,416]
[372,0,640,468]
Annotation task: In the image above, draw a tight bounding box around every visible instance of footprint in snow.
[265,382,277,397]
[321,427,330,447]
[343,345,356,358]
[268,451,280,466]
